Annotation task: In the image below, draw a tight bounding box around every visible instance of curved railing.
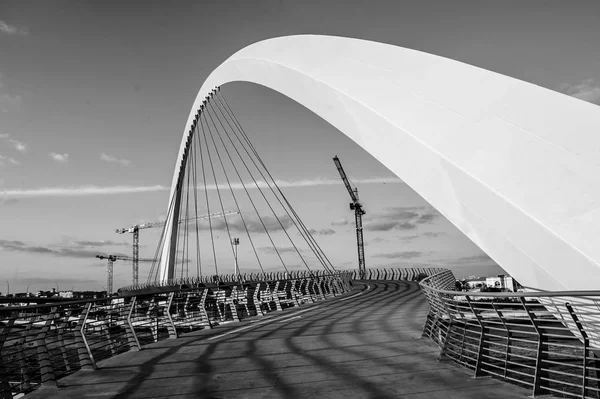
[0,271,352,398]
[419,270,600,399]
[118,270,346,294]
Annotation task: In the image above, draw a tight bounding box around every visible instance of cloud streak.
[0,21,28,36]
[0,176,400,199]
[558,79,600,105]
[0,154,19,167]
[374,251,424,259]
[101,153,132,166]
[0,239,127,259]
[364,206,440,232]
[0,133,27,153]
[308,228,336,236]
[49,153,69,163]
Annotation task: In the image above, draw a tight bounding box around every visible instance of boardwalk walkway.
[28,281,529,399]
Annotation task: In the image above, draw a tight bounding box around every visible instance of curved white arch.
[160,35,600,291]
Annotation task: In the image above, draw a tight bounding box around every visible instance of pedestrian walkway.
[28,281,530,398]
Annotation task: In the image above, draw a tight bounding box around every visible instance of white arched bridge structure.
[160,35,600,292]
[3,36,600,399]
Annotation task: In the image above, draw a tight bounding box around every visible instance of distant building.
[485,275,516,292]
[59,291,74,299]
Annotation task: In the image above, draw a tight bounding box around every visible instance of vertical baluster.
[520,297,547,396]
[0,318,16,399]
[77,302,96,370]
[466,296,486,377]
[165,292,178,339]
[565,303,589,399]
[36,308,57,387]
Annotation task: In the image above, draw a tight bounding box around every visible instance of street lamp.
[5,280,9,296]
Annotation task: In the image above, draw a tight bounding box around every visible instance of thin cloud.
[195,214,294,234]
[398,235,419,242]
[443,253,496,265]
[308,228,336,236]
[364,206,440,232]
[72,240,130,247]
[258,246,302,254]
[371,237,389,243]
[558,79,600,105]
[423,232,446,238]
[1,185,168,198]
[331,218,350,227]
[0,21,28,36]
[0,154,19,167]
[0,239,127,259]
[49,153,69,163]
[101,153,132,166]
[0,176,398,199]
[10,139,27,153]
[0,134,27,153]
[374,251,424,259]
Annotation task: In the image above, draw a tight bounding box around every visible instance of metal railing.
[420,270,600,398]
[0,271,352,398]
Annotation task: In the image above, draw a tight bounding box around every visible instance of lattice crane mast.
[95,254,152,295]
[115,210,240,286]
[333,155,366,279]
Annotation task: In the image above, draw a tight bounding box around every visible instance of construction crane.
[333,155,366,279]
[95,254,153,295]
[115,210,240,286]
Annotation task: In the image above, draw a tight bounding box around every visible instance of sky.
[1,0,600,293]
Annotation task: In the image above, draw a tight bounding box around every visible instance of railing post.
[37,308,57,388]
[200,289,212,328]
[491,303,511,379]
[466,296,486,377]
[520,297,547,397]
[436,293,455,362]
[565,302,590,399]
[165,292,178,339]
[273,281,283,311]
[77,302,96,370]
[254,282,265,316]
[126,297,141,351]
[0,318,15,399]
[16,323,33,391]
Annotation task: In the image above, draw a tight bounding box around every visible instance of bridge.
[2,269,600,398]
[3,35,600,398]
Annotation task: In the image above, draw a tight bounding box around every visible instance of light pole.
[232,238,240,280]
[5,280,9,296]
[26,284,31,297]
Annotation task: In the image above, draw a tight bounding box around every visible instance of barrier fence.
[4,267,598,399]
[420,270,600,399]
[0,271,351,399]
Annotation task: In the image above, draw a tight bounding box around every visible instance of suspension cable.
[203,95,289,273]
[209,95,323,273]
[201,101,265,273]
[215,91,335,272]
[198,110,219,275]
[191,128,202,277]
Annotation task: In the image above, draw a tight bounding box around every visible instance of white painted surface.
[161,35,600,291]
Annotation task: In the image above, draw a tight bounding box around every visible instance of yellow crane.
[115,210,240,286]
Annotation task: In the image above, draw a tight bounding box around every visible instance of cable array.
[147,88,336,283]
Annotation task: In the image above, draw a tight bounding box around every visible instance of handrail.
[0,270,353,399]
[419,268,600,398]
[420,270,600,298]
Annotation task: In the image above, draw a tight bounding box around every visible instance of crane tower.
[333,155,366,279]
[116,210,239,286]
